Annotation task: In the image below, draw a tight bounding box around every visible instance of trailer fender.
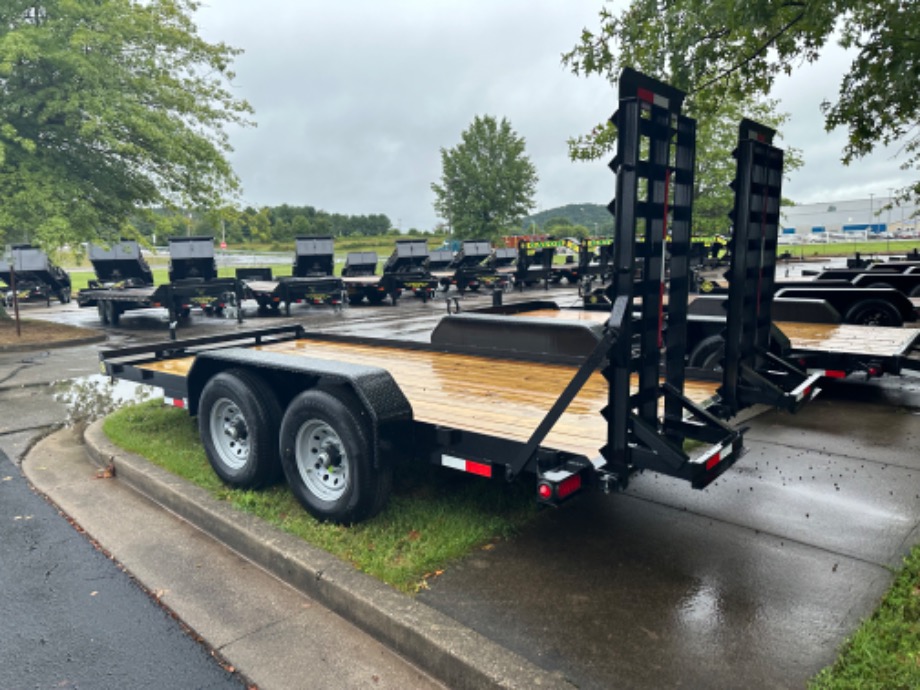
[185,348,413,470]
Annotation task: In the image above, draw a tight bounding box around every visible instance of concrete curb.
[84,420,574,690]
[0,333,106,353]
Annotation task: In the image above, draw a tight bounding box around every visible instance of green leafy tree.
[563,0,918,210]
[432,115,538,239]
[0,0,254,252]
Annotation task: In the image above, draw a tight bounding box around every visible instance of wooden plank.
[134,338,721,459]
[776,322,920,357]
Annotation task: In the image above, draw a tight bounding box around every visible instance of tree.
[563,0,919,209]
[0,0,254,252]
[431,115,538,239]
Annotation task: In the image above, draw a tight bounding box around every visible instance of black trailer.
[342,240,439,305]
[100,69,765,525]
[0,245,72,307]
[550,237,614,287]
[514,239,561,289]
[77,236,243,326]
[240,236,344,315]
[431,240,507,294]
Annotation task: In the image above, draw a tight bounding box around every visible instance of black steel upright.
[719,119,819,416]
[604,68,696,476]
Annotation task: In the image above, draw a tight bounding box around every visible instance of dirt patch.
[0,318,103,350]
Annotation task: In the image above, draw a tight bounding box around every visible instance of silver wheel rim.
[295,419,349,501]
[209,397,250,471]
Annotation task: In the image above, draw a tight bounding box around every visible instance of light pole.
[887,188,893,255]
[868,192,874,253]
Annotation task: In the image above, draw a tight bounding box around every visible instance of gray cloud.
[195,2,914,229]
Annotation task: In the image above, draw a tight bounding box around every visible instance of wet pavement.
[6,283,920,689]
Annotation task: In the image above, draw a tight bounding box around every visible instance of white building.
[779,196,919,240]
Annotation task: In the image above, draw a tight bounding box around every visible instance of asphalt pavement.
[4,291,920,689]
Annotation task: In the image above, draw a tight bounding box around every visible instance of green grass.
[810,545,920,689]
[102,400,537,593]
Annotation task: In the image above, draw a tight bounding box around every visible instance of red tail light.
[557,474,582,499]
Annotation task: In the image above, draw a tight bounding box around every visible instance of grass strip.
[102,400,537,593]
[809,545,920,689]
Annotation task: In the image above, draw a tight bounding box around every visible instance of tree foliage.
[563,0,920,208]
[431,115,538,240]
[0,0,254,251]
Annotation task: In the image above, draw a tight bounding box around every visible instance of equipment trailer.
[430,240,508,294]
[77,237,243,327]
[342,240,439,305]
[0,245,72,307]
[100,69,768,524]
[240,236,344,315]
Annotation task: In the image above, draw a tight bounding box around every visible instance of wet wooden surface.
[775,322,920,356]
[512,308,920,357]
[136,338,720,459]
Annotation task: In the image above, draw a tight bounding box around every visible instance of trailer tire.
[108,302,121,327]
[844,299,903,327]
[280,389,390,524]
[688,335,725,371]
[198,369,283,489]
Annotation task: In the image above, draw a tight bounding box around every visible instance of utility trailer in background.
[431,240,508,294]
[77,236,243,327]
[514,239,561,289]
[550,237,614,288]
[100,69,760,525]
[0,245,72,307]
[342,240,439,305]
[240,236,344,315]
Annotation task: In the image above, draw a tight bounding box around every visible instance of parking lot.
[8,286,920,688]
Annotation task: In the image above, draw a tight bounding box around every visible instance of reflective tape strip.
[696,443,730,471]
[441,454,492,477]
[637,87,669,109]
[164,397,187,409]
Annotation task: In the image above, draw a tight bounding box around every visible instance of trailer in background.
[77,236,243,326]
[0,244,72,307]
[431,240,507,294]
[240,236,344,315]
[342,240,439,305]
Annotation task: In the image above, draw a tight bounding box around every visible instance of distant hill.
[522,203,614,234]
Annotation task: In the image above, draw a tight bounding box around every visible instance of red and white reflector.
[164,396,187,409]
[697,443,730,472]
[636,87,669,109]
[441,454,492,478]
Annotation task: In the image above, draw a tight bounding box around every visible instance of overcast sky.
[194,1,914,230]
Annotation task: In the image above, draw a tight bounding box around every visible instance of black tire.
[103,300,119,326]
[688,335,725,371]
[348,295,364,306]
[844,299,903,327]
[909,284,920,298]
[367,292,385,306]
[280,389,391,524]
[198,369,283,489]
[97,302,110,325]
[179,307,192,319]
[59,290,71,304]
[109,302,121,326]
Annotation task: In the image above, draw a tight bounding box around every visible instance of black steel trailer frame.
[0,245,72,307]
[99,69,760,524]
[78,237,244,326]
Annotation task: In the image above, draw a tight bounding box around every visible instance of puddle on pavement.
[53,374,156,427]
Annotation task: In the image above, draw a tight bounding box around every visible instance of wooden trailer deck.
[516,308,920,358]
[136,338,720,461]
